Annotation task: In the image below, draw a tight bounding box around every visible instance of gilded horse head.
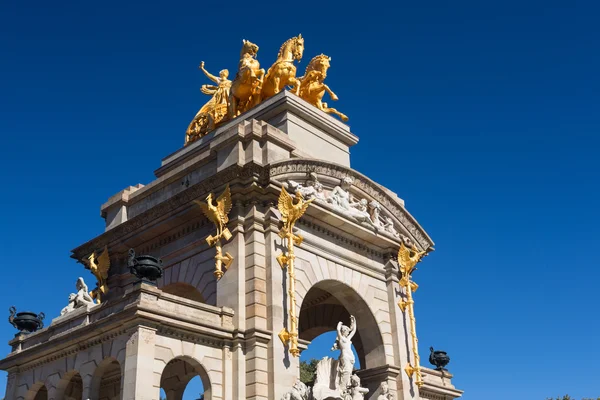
[262,34,305,100]
[298,54,348,122]
[240,39,259,59]
[304,54,331,79]
[278,34,304,62]
[230,39,265,117]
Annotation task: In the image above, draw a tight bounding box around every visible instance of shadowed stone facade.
[0,91,462,400]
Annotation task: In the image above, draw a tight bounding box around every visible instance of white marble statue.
[327,177,375,227]
[327,176,354,210]
[60,277,95,315]
[280,380,311,400]
[377,381,394,400]
[348,199,375,227]
[288,172,325,201]
[383,216,400,238]
[346,375,369,400]
[332,315,357,391]
[368,201,384,227]
[303,315,370,400]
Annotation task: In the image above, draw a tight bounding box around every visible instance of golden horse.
[261,35,305,100]
[229,39,265,117]
[299,54,348,122]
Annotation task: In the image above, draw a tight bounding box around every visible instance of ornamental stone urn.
[429,346,450,371]
[8,307,45,334]
[128,249,163,283]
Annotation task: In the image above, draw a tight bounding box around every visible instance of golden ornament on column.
[81,246,111,303]
[397,241,427,388]
[195,186,234,280]
[276,186,313,357]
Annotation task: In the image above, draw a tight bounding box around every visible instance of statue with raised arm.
[198,61,232,117]
[333,315,357,390]
[185,61,232,145]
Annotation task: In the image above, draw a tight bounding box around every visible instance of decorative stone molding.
[269,159,434,250]
[72,157,433,265]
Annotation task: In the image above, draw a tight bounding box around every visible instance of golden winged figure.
[398,242,426,280]
[82,246,111,303]
[278,186,313,236]
[195,185,233,243]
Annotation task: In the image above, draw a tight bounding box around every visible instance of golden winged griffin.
[195,186,234,279]
[276,186,313,357]
[81,246,110,303]
[185,35,347,146]
[397,241,427,387]
[397,241,426,294]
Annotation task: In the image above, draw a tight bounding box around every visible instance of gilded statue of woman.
[197,61,232,118]
[185,62,232,145]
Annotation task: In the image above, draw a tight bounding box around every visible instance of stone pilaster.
[384,259,418,399]
[265,209,299,400]
[123,326,157,400]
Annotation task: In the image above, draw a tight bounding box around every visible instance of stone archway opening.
[299,280,385,370]
[162,282,205,303]
[56,371,83,400]
[26,384,48,400]
[160,356,211,400]
[91,358,122,400]
[299,280,387,399]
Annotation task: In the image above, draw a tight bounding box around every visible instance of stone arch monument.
[0,89,463,400]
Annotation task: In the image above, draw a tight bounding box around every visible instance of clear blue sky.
[1,1,599,399]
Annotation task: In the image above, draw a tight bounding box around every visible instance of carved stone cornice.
[72,158,433,262]
[268,159,434,250]
[71,163,268,261]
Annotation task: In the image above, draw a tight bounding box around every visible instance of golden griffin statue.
[195,186,234,279]
[81,246,111,303]
[276,186,313,357]
[184,35,348,146]
[397,241,427,388]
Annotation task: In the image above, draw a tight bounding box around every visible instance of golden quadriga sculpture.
[195,186,234,280]
[81,246,111,303]
[397,242,427,387]
[185,35,347,146]
[276,186,313,357]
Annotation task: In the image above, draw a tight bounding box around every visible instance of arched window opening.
[31,385,48,400]
[97,359,122,400]
[64,373,83,400]
[56,371,83,400]
[160,357,210,400]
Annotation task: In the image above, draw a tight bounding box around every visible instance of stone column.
[122,326,157,400]
[384,260,418,399]
[243,204,270,400]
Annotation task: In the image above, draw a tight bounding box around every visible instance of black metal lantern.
[8,307,45,334]
[429,347,450,371]
[128,249,163,283]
